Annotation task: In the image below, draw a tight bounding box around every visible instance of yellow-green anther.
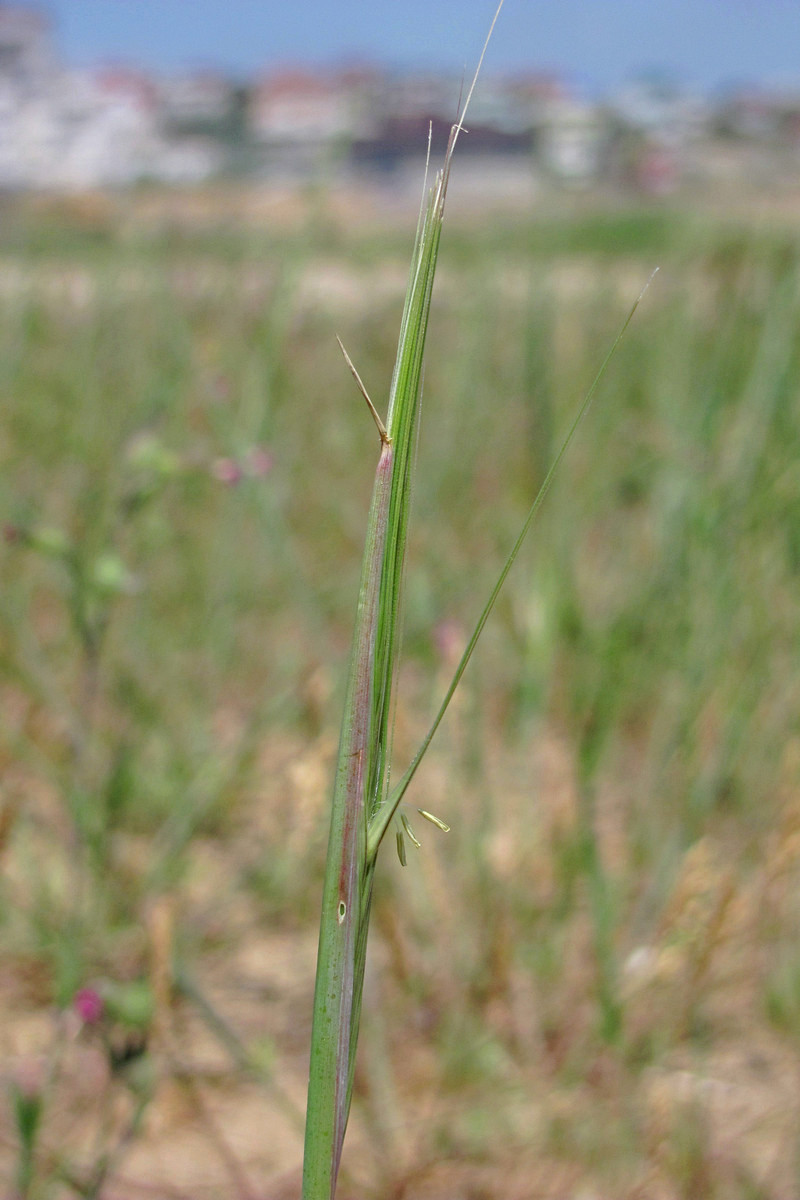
[418,809,451,833]
[400,813,421,848]
[395,830,407,867]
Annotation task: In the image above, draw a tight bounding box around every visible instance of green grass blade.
[304,10,507,1193]
[303,114,462,1200]
[367,270,658,860]
[303,441,394,1200]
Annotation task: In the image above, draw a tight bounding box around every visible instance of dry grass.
[2,193,800,1197]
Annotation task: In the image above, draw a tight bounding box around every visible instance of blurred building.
[0,3,796,196]
[0,4,229,187]
[0,4,53,87]
[249,67,378,180]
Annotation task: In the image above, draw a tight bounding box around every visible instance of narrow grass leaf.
[367,269,659,859]
[302,66,489,1200]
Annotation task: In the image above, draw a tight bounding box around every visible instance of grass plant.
[302,7,656,1192]
[2,107,800,1199]
[302,19,503,1188]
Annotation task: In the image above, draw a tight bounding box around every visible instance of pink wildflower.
[74,987,104,1025]
[211,457,243,487]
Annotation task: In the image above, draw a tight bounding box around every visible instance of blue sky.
[31,0,800,94]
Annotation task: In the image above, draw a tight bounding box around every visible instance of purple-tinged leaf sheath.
[304,439,393,1199]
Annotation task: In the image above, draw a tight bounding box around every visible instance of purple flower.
[74,987,104,1025]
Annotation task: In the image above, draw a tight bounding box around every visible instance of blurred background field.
[2,184,800,1198]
